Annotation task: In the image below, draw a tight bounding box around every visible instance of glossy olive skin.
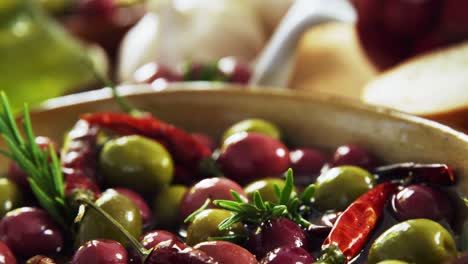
[186,209,246,246]
[289,148,327,185]
[247,218,309,258]
[0,240,16,264]
[0,178,23,217]
[368,219,458,264]
[0,207,63,257]
[244,178,286,203]
[26,255,56,264]
[260,246,314,264]
[71,239,128,264]
[145,240,216,264]
[140,230,181,250]
[76,190,142,248]
[391,185,454,223]
[100,135,174,193]
[153,185,188,228]
[180,177,247,219]
[313,166,375,211]
[218,133,290,184]
[194,241,258,264]
[330,144,376,170]
[114,188,153,227]
[222,118,281,143]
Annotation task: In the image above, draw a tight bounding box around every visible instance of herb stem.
[75,196,152,261]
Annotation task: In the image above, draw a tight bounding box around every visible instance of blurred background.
[0,0,466,131]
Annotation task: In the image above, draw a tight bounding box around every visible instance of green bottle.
[0,0,107,111]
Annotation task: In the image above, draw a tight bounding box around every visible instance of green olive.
[153,185,187,228]
[186,209,246,246]
[0,178,23,217]
[376,261,410,264]
[222,119,281,143]
[99,135,174,194]
[368,219,458,264]
[76,190,142,247]
[313,166,375,211]
[244,178,286,203]
[40,0,71,13]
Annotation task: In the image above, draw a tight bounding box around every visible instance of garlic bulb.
[118,0,265,82]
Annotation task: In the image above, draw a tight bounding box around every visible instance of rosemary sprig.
[0,92,71,229]
[212,169,312,230]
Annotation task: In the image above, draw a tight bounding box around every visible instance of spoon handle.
[250,0,356,88]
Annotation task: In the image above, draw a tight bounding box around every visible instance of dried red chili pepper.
[374,162,456,186]
[81,112,212,173]
[61,120,101,195]
[318,182,398,264]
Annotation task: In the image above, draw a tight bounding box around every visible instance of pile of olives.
[0,117,466,264]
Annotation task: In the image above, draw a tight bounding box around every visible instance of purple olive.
[78,0,116,17]
[72,239,128,264]
[247,218,309,258]
[145,240,215,264]
[180,177,247,219]
[114,188,153,227]
[0,240,16,264]
[391,185,454,223]
[290,148,327,185]
[217,57,252,84]
[26,255,56,264]
[194,241,258,264]
[330,144,376,170]
[140,230,181,250]
[260,246,314,264]
[217,133,290,184]
[0,207,63,258]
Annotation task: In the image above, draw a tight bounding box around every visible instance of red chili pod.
[320,182,398,262]
[82,113,212,173]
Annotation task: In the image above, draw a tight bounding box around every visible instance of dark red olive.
[0,240,16,264]
[180,177,247,219]
[114,188,152,227]
[145,240,215,264]
[133,63,183,84]
[7,137,58,189]
[391,185,454,223]
[260,246,314,264]
[217,57,252,84]
[440,0,468,37]
[192,133,217,152]
[194,241,258,264]
[26,255,56,264]
[217,133,290,184]
[140,230,181,250]
[78,0,116,17]
[0,207,63,258]
[247,218,309,258]
[64,174,101,198]
[330,144,376,170]
[72,239,128,264]
[289,148,327,185]
[382,0,439,37]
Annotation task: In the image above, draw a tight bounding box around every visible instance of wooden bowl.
[3,84,466,199]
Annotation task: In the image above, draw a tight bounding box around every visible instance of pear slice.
[363,41,468,132]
